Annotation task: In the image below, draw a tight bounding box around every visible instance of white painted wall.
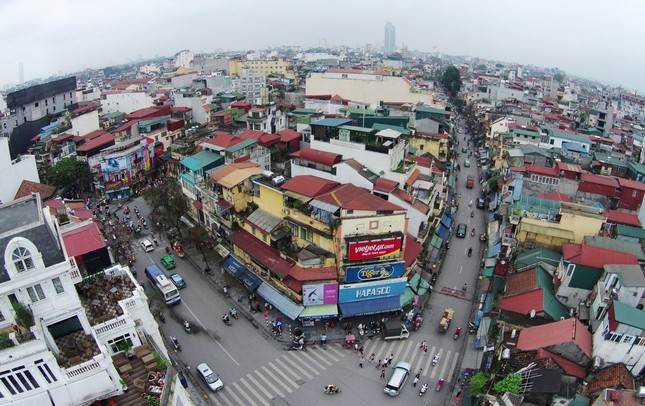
[0,137,39,204]
[71,110,99,137]
[100,92,154,114]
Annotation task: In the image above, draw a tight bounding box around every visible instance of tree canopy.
[469,372,489,396]
[493,373,522,396]
[46,157,93,197]
[440,65,463,97]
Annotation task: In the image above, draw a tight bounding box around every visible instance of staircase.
[115,358,148,406]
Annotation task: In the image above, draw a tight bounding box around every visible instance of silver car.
[197,363,223,391]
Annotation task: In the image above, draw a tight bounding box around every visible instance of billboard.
[338,277,407,303]
[345,261,405,283]
[347,237,402,261]
[302,283,339,306]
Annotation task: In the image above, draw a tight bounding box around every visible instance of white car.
[140,239,154,253]
[197,363,223,391]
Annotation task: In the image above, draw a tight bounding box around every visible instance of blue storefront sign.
[338,277,407,303]
[345,262,405,283]
[222,257,245,278]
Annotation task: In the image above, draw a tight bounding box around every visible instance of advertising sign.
[348,237,402,261]
[338,277,407,303]
[302,283,338,306]
[345,261,405,283]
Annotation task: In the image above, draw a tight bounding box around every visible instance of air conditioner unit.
[283,209,290,215]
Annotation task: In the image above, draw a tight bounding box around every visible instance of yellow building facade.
[229,59,290,76]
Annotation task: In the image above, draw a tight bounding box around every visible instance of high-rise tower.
[384,21,396,54]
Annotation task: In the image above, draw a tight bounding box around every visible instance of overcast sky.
[1,0,644,92]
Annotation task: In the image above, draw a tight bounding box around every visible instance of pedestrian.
[423,344,428,353]
[456,390,462,398]
[359,345,364,356]
[415,370,421,379]
[412,376,419,387]
[376,359,382,368]
[359,359,363,368]
[354,343,359,352]
[420,340,427,349]
[369,353,375,363]
[380,369,386,379]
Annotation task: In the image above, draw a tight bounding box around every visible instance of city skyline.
[1,0,645,92]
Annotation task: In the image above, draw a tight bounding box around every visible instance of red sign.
[348,238,402,261]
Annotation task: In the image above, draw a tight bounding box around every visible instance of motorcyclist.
[455,327,461,336]
[471,228,475,236]
[320,333,328,345]
[229,308,237,318]
[222,313,230,323]
[471,210,474,217]
[463,283,468,291]
[325,384,338,394]
[468,247,472,256]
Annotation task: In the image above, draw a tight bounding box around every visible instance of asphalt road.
[118,136,484,405]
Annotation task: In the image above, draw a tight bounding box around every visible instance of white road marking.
[257,367,286,396]
[265,362,299,390]
[244,373,273,401]
[231,381,259,406]
[285,351,319,376]
[305,348,333,366]
[439,350,452,380]
[448,351,460,382]
[182,302,239,366]
[272,358,304,381]
[280,355,313,379]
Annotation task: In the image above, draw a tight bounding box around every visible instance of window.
[12,247,34,272]
[36,360,57,384]
[622,335,633,344]
[107,334,133,353]
[565,263,575,277]
[605,332,622,343]
[289,222,298,237]
[0,309,4,322]
[34,102,38,108]
[27,284,46,302]
[52,277,64,294]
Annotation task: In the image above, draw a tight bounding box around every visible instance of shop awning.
[257,283,304,320]
[400,288,416,308]
[298,304,338,320]
[339,296,401,317]
[221,257,245,278]
[240,270,262,291]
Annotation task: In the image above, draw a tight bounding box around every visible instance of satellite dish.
[530,309,536,318]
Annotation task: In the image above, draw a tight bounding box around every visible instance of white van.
[140,239,154,253]
[384,361,411,396]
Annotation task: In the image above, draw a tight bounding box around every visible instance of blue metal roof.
[310,118,352,127]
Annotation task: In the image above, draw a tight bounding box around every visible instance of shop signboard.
[338,277,407,303]
[347,237,402,261]
[345,261,405,283]
[302,282,339,306]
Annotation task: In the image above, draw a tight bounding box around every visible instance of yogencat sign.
[338,277,407,303]
[302,283,338,306]
[345,262,405,283]
[347,237,402,261]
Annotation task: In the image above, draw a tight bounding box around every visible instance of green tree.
[12,302,35,329]
[46,157,93,197]
[183,225,212,270]
[493,373,522,396]
[440,65,463,97]
[469,372,490,396]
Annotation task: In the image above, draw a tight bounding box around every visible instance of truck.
[383,321,410,341]
[466,176,474,189]
[439,308,454,333]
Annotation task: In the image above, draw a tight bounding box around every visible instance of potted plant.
[119,377,128,392]
[116,340,134,359]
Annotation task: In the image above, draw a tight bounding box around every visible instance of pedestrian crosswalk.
[209,338,460,405]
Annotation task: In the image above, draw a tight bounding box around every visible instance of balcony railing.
[94,316,129,336]
[65,359,102,380]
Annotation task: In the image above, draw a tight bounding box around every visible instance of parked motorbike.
[320,334,327,348]
[468,322,478,333]
[432,354,440,366]
[436,378,445,391]
[229,308,238,319]
[170,336,181,352]
[419,383,429,396]
[357,323,365,337]
[184,321,191,334]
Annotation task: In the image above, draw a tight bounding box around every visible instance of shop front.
[256,283,304,320]
[298,282,339,326]
[337,277,407,318]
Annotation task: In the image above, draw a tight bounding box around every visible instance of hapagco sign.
[347,237,402,261]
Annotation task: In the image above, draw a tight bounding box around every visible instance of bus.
[144,264,181,306]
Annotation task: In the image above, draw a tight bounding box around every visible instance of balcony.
[76,268,137,326]
[54,329,101,369]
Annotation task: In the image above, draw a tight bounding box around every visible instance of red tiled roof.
[281,176,339,198]
[62,222,106,257]
[76,133,115,152]
[113,120,139,133]
[51,133,75,142]
[71,104,97,115]
[536,191,571,202]
[290,148,342,167]
[536,349,586,379]
[228,229,294,277]
[276,129,302,143]
[14,180,57,200]
[231,101,251,108]
[585,364,635,395]
[555,162,583,173]
[403,235,423,268]
[79,130,109,140]
[316,183,405,211]
[237,129,280,146]
[416,156,433,169]
[288,265,337,281]
[605,210,641,227]
[374,177,399,193]
[516,318,592,359]
[416,131,450,139]
[505,267,538,294]
[617,178,645,192]
[217,198,233,210]
[525,164,559,177]
[171,106,191,113]
[405,169,421,186]
[580,173,620,187]
[501,289,544,315]
[563,243,638,268]
[205,133,246,149]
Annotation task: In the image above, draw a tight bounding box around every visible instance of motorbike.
[184,321,191,334]
[468,322,478,333]
[153,237,158,245]
[436,378,445,391]
[454,328,461,340]
[229,308,238,319]
[419,383,429,396]
[471,211,474,218]
[170,336,181,352]
[323,385,341,395]
[357,323,365,337]
[432,354,440,366]
[468,247,472,257]
[320,334,327,348]
[471,228,476,237]
[222,315,231,326]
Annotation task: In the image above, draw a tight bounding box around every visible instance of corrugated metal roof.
[246,208,282,234]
